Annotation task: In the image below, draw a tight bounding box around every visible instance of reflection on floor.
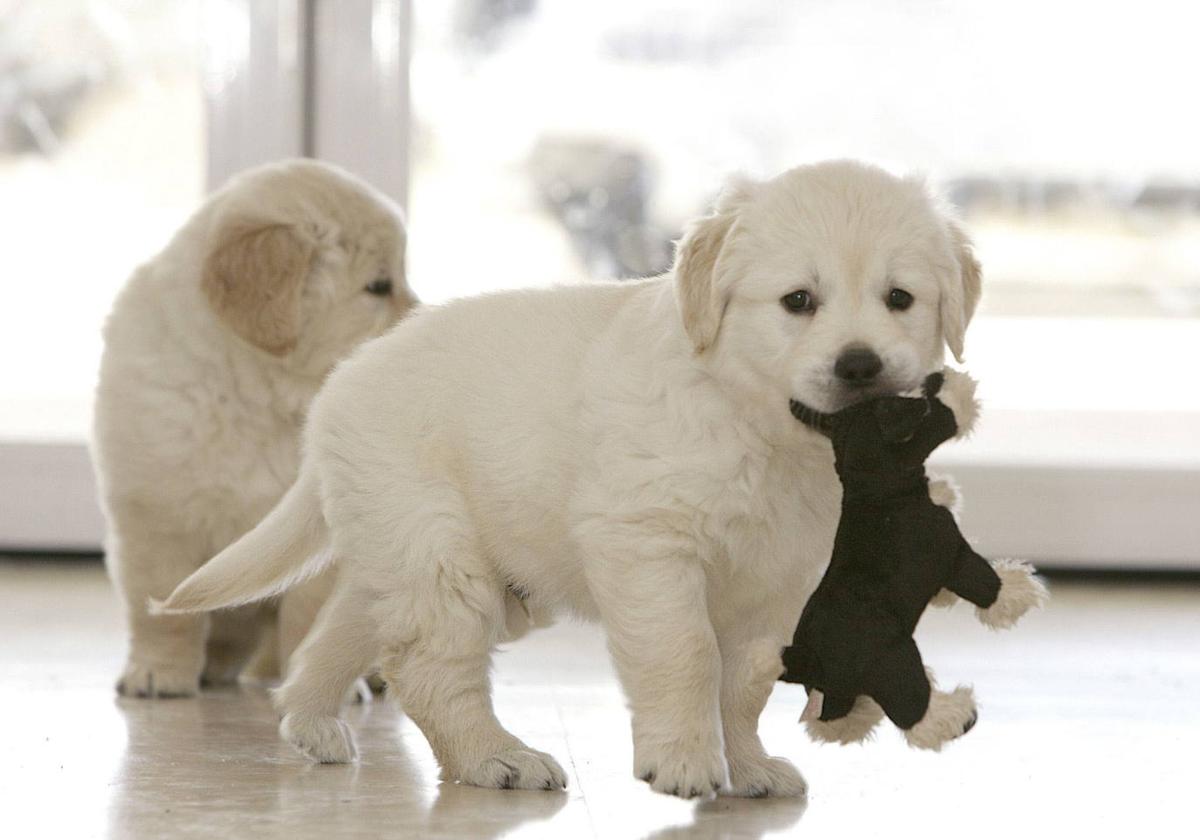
[1,558,1197,839]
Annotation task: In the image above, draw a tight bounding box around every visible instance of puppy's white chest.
[703,444,839,617]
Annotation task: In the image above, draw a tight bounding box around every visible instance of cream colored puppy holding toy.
[94,159,415,698]
[161,160,985,797]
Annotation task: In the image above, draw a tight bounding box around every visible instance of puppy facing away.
[161,160,982,797]
[93,159,415,698]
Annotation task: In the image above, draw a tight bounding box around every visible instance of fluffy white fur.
[94,159,415,698]
[802,691,886,745]
[935,368,980,437]
[976,559,1049,629]
[159,160,983,796]
[905,683,978,751]
[927,474,962,515]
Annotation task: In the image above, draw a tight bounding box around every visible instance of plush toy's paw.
[927,473,962,515]
[928,588,959,609]
[977,559,1048,629]
[937,369,980,437]
[803,693,885,745]
[725,754,807,798]
[921,371,945,398]
[635,736,728,799]
[904,685,977,751]
[117,660,200,698]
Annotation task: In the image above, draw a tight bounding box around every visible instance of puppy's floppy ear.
[873,396,931,444]
[939,220,983,363]
[200,217,315,356]
[673,177,756,354]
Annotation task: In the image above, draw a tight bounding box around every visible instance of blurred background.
[0,0,1197,567]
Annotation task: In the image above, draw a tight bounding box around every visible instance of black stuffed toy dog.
[780,369,1045,750]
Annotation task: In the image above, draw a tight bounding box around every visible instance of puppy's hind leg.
[383,638,566,790]
[375,505,565,791]
[111,527,208,698]
[273,579,380,763]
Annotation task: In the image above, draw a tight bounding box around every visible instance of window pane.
[409,0,1200,321]
[0,0,203,440]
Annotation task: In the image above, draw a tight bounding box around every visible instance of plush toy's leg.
[975,558,1048,630]
[862,641,978,750]
[864,639,932,731]
[817,693,856,720]
[902,671,978,752]
[927,588,959,609]
[778,642,819,686]
[945,541,1002,609]
[802,691,884,746]
[926,474,964,608]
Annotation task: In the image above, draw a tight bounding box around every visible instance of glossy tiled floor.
[1,558,1197,839]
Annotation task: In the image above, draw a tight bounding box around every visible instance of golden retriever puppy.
[161,160,981,796]
[93,159,415,698]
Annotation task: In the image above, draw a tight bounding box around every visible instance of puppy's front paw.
[635,737,728,799]
[116,660,199,698]
[280,713,357,763]
[725,754,807,798]
[457,747,567,791]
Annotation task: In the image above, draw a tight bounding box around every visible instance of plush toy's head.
[791,373,945,483]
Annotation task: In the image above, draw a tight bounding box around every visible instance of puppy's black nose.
[834,347,883,385]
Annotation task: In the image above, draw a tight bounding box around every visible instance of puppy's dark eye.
[886,288,914,311]
[781,290,817,314]
[365,277,393,296]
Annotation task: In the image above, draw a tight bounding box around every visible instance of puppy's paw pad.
[280,713,357,763]
[726,754,807,798]
[461,748,567,791]
[635,740,727,799]
[116,662,199,698]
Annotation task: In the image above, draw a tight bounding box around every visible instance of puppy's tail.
[152,468,330,614]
